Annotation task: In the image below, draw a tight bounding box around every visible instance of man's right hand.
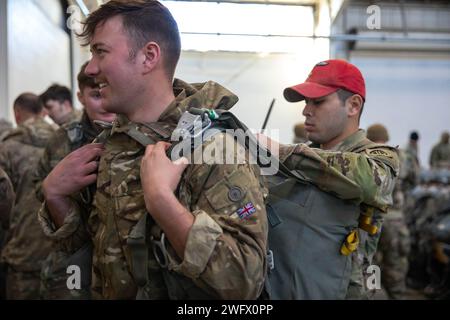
[43,143,104,200]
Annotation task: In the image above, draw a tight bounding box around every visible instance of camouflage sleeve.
[35,128,71,202]
[37,199,90,254]
[167,133,268,299]
[279,143,399,212]
[0,167,15,229]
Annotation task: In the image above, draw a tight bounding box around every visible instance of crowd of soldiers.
[0,0,449,300]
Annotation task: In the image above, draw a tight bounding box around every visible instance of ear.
[346,94,363,118]
[62,100,73,111]
[141,41,161,75]
[77,91,84,105]
[14,107,21,123]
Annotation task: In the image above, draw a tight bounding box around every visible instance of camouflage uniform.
[278,130,399,299]
[0,167,14,299]
[34,112,100,300]
[0,117,55,299]
[430,141,450,169]
[374,148,412,299]
[39,79,268,300]
[0,118,13,141]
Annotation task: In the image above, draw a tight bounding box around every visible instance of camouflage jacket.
[279,129,399,212]
[400,144,420,193]
[39,79,268,300]
[430,141,450,169]
[0,118,13,141]
[0,117,55,271]
[0,167,14,230]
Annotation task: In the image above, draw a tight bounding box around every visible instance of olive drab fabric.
[265,176,360,299]
[38,79,268,300]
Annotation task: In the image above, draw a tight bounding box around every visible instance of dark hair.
[14,93,42,115]
[40,84,73,107]
[79,0,181,79]
[337,89,365,121]
[77,62,97,91]
[410,131,419,141]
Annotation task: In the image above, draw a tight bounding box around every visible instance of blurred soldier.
[39,84,81,126]
[39,1,267,300]
[293,122,308,144]
[35,62,115,300]
[0,168,14,299]
[401,132,421,212]
[0,118,13,141]
[0,93,55,299]
[258,60,399,299]
[430,132,450,169]
[367,124,411,300]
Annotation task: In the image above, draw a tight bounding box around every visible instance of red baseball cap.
[283,59,366,102]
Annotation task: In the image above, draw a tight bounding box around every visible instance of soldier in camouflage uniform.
[39,85,81,126]
[35,62,116,300]
[38,1,267,300]
[0,93,55,299]
[430,132,450,169]
[259,60,399,299]
[0,119,13,141]
[367,124,411,300]
[0,168,14,299]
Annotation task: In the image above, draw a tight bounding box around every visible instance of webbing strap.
[359,207,378,235]
[127,214,150,300]
[127,126,156,146]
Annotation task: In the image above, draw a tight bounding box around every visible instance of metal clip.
[151,233,169,269]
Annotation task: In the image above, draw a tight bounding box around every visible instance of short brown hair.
[77,62,97,91]
[79,0,181,79]
[14,93,42,115]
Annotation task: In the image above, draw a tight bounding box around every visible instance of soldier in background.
[367,124,411,300]
[35,62,115,300]
[0,93,55,299]
[39,84,81,126]
[0,168,14,299]
[430,132,450,169]
[0,119,13,141]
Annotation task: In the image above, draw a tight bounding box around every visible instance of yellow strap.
[340,230,359,256]
[359,207,378,235]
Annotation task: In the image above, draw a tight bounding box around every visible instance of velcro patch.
[237,202,256,220]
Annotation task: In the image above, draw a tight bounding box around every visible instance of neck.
[321,126,359,150]
[126,79,175,124]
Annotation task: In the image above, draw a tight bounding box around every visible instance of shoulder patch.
[369,149,389,156]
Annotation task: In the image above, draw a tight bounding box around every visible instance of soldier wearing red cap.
[259,59,399,299]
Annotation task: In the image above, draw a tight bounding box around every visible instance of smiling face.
[302,92,351,149]
[78,86,116,124]
[84,16,145,116]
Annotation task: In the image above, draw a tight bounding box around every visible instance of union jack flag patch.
[237,202,256,220]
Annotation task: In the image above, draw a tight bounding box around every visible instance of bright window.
[162,1,314,53]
